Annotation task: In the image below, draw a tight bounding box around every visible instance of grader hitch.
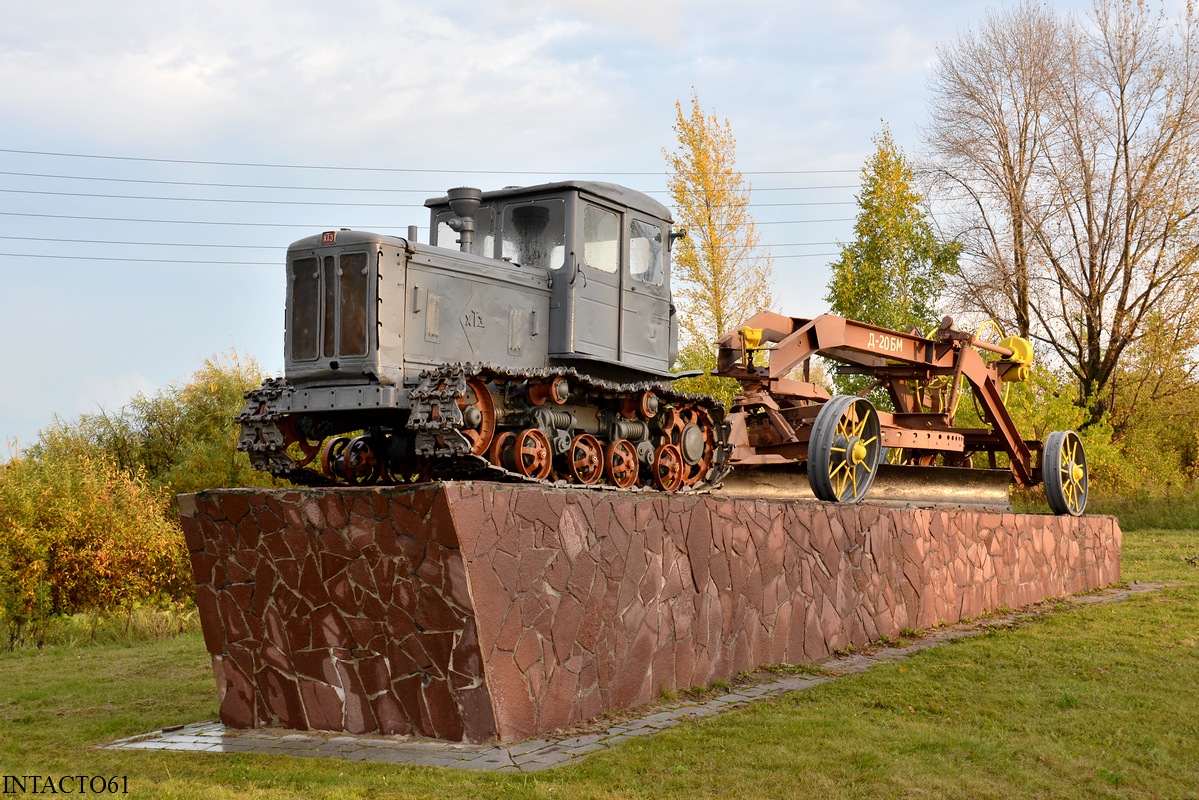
[714,312,1088,516]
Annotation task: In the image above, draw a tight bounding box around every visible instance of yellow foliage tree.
[664,90,773,404]
[0,451,190,647]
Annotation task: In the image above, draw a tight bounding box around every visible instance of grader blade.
[716,463,1013,513]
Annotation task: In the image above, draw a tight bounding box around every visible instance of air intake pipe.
[446,186,483,253]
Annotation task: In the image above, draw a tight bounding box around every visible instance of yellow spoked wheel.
[1044,430,1088,516]
[808,395,882,503]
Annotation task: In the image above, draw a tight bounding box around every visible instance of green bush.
[0,352,279,648]
[0,451,190,649]
[28,351,279,500]
[999,365,1161,496]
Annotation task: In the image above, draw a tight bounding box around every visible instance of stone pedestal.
[179,483,1121,742]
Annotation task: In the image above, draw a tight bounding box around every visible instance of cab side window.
[630,219,664,286]
[501,200,566,269]
[583,204,619,273]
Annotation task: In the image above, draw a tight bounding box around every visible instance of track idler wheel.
[566,434,604,485]
[605,439,639,488]
[1044,430,1088,516]
[489,431,516,471]
[808,395,882,503]
[652,443,684,491]
[320,437,351,481]
[320,435,387,485]
[459,377,496,456]
[661,403,717,487]
[342,435,385,485]
[294,435,323,467]
[514,428,553,479]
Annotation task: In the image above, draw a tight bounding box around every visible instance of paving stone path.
[105,582,1158,772]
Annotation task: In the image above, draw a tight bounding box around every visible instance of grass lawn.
[2,528,1197,799]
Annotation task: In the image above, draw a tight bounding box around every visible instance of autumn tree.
[826,127,958,336]
[664,91,773,404]
[926,2,1065,340]
[0,352,274,644]
[825,128,958,400]
[27,351,278,498]
[926,0,1199,427]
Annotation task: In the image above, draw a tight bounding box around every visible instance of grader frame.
[714,312,1088,516]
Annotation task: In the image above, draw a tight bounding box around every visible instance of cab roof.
[424,181,672,223]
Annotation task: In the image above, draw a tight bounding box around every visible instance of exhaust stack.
[446,186,483,253]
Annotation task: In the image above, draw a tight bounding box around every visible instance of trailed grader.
[714,312,1088,516]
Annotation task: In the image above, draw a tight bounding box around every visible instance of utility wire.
[0,211,396,228]
[0,210,855,227]
[0,234,841,251]
[1,253,274,265]
[0,148,860,176]
[0,251,836,264]
[0,170,860,193]
[0,187,859,208]
[0,235,279,249]
[0,188,430,208]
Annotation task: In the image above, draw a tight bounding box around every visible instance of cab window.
[582,204,620,273]
[501,200,566,269]
[434,206,495,257]
[630,219,664,286]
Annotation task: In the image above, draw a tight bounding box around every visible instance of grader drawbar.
[714,312,1089,516]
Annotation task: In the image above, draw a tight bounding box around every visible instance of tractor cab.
[426,181,680,378]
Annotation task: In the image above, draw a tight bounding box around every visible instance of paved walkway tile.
[104,583,1157,773]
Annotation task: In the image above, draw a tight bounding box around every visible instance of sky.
[0,0,1102,455]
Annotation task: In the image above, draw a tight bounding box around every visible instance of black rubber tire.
[1044,430,1088,516]
[808,395,882,503]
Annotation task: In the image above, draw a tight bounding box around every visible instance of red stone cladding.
[179,483,1121,743]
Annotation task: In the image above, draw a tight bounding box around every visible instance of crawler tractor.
[238,181,729,491]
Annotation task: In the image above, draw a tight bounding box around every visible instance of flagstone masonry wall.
[179,483,1121,742]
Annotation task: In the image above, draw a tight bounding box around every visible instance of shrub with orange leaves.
[0,448,191,647]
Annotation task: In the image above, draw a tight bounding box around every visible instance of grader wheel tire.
[807,395,882,503]
[1044,430,1088,516]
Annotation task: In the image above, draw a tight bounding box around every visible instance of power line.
[0,235,844,256]
[0,170,859,194]
[0,210,853,227]
[0,250,836,264]
[0,235,278,249]
[0,148,861,176]
[0,211,400,228]
[754,219,854,225]
[0,171,443,194]
[0,187,858,209]
[0,188,428,208]
[1,252,273,265]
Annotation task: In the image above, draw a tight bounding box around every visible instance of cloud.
[0,2,626,162]
[504,0,693,43]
